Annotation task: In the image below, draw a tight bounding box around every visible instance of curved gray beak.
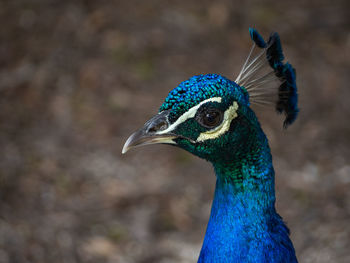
[122,110,177,154]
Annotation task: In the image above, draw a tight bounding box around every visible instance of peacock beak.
[122,110,177,154]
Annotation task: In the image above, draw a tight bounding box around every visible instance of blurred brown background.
[0,0,349,262]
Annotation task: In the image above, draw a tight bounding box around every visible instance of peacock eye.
[196,107,223,128]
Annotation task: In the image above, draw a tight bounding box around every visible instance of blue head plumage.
[160,74,250,123]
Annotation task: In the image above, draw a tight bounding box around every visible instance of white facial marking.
[196,101,239,142]
[156,97,222,135]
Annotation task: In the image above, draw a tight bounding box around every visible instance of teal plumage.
[123,28,299,262]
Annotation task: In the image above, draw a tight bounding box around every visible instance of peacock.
[122,28,299,263]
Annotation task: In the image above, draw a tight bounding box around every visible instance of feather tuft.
[249,27,267,48]
[266,32,285,67]
[237,28,299,128]
[277,63,298,128]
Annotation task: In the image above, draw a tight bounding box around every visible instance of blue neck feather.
[198,135,298,263]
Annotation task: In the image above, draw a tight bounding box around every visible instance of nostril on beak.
[148,120,168,133]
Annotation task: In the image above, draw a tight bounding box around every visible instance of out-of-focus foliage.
[0,0,349,262]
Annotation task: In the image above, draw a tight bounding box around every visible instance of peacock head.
[123,74,260,163]
[122,29,298,165]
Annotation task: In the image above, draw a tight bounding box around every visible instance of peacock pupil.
[197,108,223,128]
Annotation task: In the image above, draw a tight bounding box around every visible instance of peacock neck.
[198,141,298,262]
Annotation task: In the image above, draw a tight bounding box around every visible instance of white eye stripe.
[196,101,239,142]
[156,97,222,135]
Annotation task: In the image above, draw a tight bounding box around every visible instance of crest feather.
[236,28,299,128]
